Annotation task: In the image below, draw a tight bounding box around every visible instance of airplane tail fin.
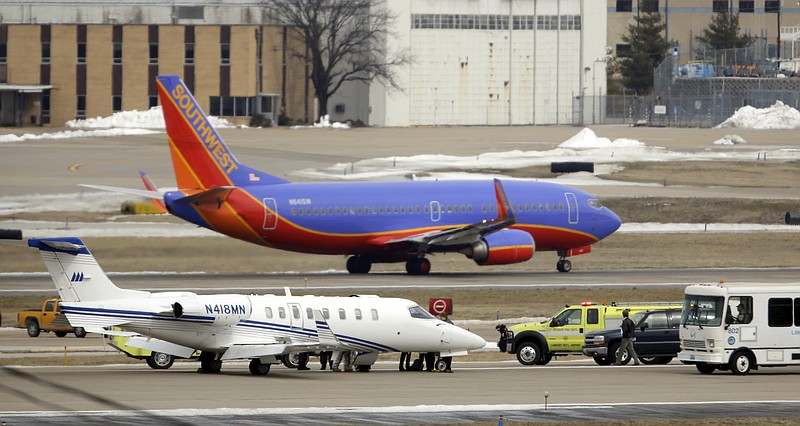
[155,75,288,190]
[27,237,148,303]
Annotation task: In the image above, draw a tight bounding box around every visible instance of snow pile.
[557,127,644,149]
[0,128,160,144]
[292,115,351,129]
[716,101,800,129]
[713,134,747,145]
[65,106,237,129]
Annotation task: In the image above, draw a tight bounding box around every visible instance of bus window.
[727,296,753,324]
[681,295,723,327]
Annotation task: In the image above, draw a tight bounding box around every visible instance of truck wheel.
[729,350,753,375]
[657,357,673,365]
[537,353,553,365]
[26,319,40,337]
[696,363,716,374]
[516,342,542,366]
[640,356,659,364]
[593,356,612,366]
[74,327,87,338]
[55,331,68,337]
[146,352,175,370]
[608,343,630,365]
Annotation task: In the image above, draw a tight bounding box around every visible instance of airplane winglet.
[139,171,168,213]
[493,178,515,224]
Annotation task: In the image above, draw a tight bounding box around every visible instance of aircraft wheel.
[556,259,572,273]
[200,352,222,373]
[405,258,431,275]
[55,331,67,337]
[346,256,372,274]
[249,359,270,375]
[147,352,175,369]
[281,352,300,369]
[74,327,87,338]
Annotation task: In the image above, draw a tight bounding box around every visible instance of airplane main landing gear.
[405,257,431,275]
[249,358,270,375]
[556,251,572,273]
[346,255,372,274]
[199,352,222,373]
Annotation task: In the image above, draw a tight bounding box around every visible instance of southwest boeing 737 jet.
[85,75,621,274]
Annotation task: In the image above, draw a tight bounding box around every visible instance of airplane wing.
[79,184,162,199]
[378,178,516,250]
[123,336,197,358]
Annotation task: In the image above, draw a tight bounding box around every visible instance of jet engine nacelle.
[463,229,535,266]
[172,294,253,326]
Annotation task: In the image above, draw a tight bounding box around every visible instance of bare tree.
[264,0,408,121]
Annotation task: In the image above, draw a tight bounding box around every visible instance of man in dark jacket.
[615,309,642,366]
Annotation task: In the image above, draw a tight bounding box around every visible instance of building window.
[537,15,559,30]
[209,96,260,117]
[41,42,50,64]
[76,95,86,118]
[712,0,728,12]
[334,103,345,114]
[0,43,6,64]
[149,43,158,65]
[765,0,780,13]
[77,42,86,64]
[641,0,659,12]
[177,6,204,20]
[739,1,754,13]
[42,92,50,124]
[560,15,581,31]
[185,43,194,65]
[616,0,632,12]
[149,95,158,108]
[113,95,122,112]
[220,43,230,65]
[113,42,122,64]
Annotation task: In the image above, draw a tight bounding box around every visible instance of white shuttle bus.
[679,282,800,375]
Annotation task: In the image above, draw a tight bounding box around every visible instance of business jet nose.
[450,325,487,351]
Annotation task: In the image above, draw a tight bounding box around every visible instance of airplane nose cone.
[594,207,622,240]
[451,326,487,351]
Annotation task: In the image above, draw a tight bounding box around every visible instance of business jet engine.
[172,295,253,326]
[461,228,535,266]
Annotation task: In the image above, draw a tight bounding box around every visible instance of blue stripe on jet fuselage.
[255,180,603,236]
[61,306,215,325]
[238,319,317,338]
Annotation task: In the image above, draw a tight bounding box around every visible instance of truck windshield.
[681,294,724,327]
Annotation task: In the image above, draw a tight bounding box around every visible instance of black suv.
[582,308,681,365]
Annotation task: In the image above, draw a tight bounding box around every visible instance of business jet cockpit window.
[408,305,436,319]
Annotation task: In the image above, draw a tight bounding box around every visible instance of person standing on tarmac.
[615,309,642,366]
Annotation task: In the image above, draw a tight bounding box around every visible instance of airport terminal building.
[0,0,313,127]
[0,0,606,127]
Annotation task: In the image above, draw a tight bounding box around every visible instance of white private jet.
[29,237,486,375]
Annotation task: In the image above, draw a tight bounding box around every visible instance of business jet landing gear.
[249,358,271,375]
[405,257,431,275]
[199,352,222,373]
[556,252,572,273]
[346,255,372,274]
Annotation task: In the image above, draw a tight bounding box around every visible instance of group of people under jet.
[292,313,457,373]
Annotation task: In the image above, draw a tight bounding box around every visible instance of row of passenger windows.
[266,306,379,321]
[290,203,566,216]
[264,305,435,322]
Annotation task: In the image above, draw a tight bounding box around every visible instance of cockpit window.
[408,305,435,319]
[588,199,603,209]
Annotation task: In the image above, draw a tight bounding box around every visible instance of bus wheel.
[729,351,753,375]
[696,363,716,374]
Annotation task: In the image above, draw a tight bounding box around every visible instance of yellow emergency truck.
[497,301,682,365]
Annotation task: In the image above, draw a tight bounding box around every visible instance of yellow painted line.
[68,163,86,172]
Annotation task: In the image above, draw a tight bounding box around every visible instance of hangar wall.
[368,0,607,126]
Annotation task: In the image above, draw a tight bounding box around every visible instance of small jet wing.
[379,178,516,250]
[221,344,288,360]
